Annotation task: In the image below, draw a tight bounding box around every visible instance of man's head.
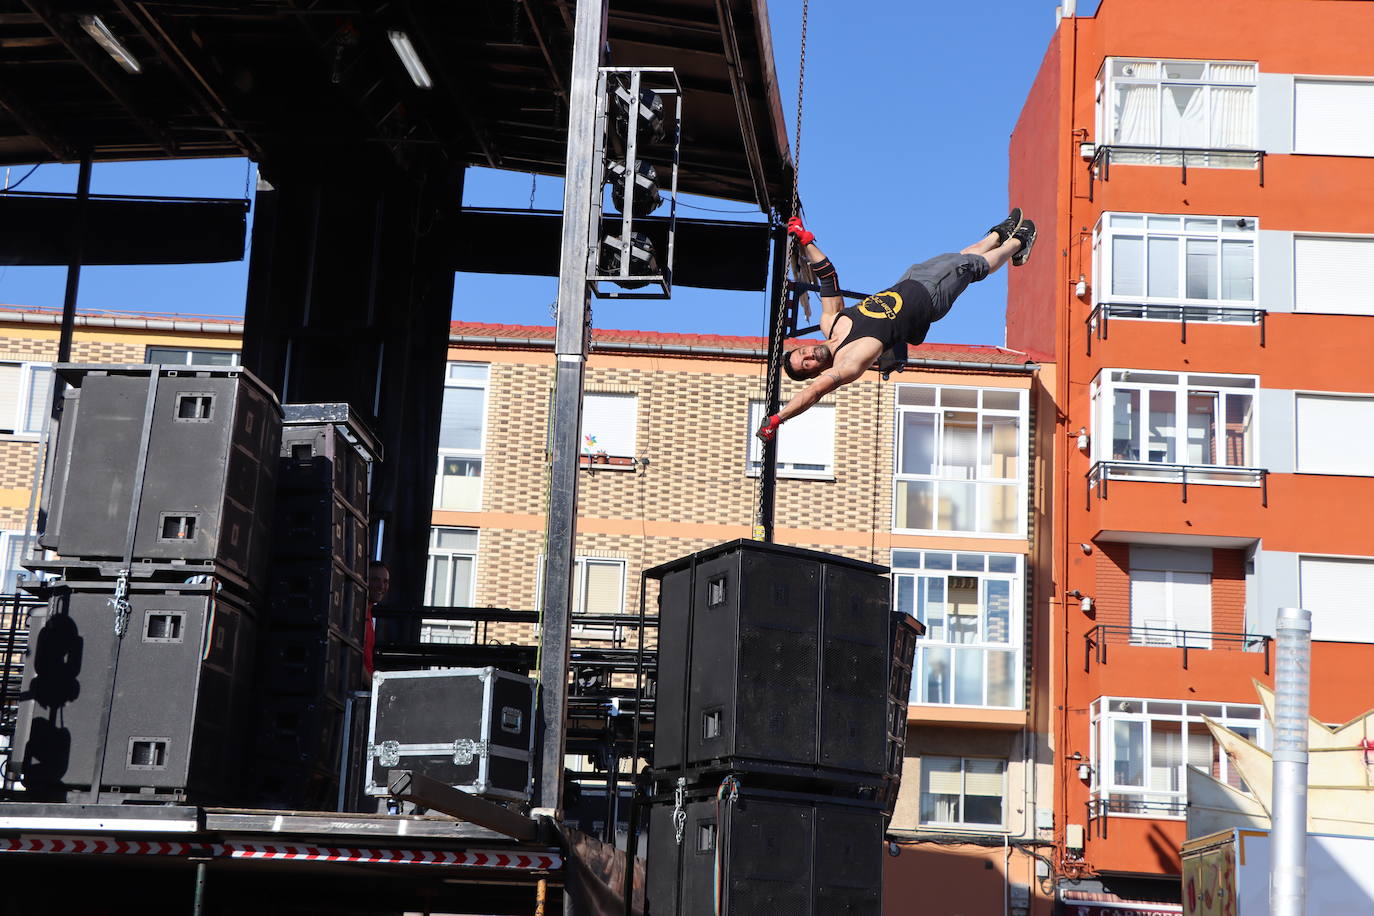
[783,344,834,382]
[368,561,391,605]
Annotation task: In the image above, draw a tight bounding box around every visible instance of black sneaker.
[1012,219,1037,266]
[988,207,1023,245]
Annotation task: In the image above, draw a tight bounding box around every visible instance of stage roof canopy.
[0,0,794,209]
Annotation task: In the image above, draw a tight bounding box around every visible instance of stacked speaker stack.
[8,364,281,805]
[643,540,917,915]
[248,404,375,810]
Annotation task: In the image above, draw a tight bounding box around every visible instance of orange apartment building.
[0,304,1052,914]
[1011,1,1374,912]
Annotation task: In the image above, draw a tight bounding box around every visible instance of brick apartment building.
[0,303,1055,914]
[1012,1,1374,911]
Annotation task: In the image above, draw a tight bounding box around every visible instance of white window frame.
[1292,234,1374,317]
[421,527,478,645]
[1091,212,1259,320]
[1292,77,1374,157]
[918,755,1008,830]
[894,551,1023,710]
[1129,567,1213,649]
[579,392,638,469]
[536,556,628,642]
[0,530,37,594]
[1294,392,1374,476]
[0,361,53,439]
[1090,369,1260,483]
[1090,697,1268,819]
[1096,57,1258,155]
[746,399,835,480]
[434,362,489,511]
[1297,554,1374,643]
[892,385,1027,538]
[144,346,241,366]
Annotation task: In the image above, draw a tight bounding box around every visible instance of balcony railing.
[1087,795,1188,837]
[1085,624,1272,673]
[1088,460,1268,507]
[1087,302,1266,355]
[1088,144,1265,201]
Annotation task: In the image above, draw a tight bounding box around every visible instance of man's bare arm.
[778,367,855,421]
[802,240,846,336]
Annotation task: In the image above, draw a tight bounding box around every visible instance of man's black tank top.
[833,279,937,354]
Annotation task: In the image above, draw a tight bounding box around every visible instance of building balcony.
[1087,144,1265,202]
[1089,460,1266,504]
[1086,301,1266,355]
[1081,623,1273,702]
[1085,624,1271,674]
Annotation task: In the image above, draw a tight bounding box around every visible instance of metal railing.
[1087,301,1266,354]
[1087,795,1188,837]
[1085,623,1272,673]
[1088,460,1267,506]
[1088,144,1265,201]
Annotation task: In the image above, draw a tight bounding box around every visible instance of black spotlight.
[611,80,665,144]
[607,159,663,216]
[600,232,659,289]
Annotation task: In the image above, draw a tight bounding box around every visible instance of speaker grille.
[736,625,817,763]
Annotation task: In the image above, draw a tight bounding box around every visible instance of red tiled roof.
[449,320,1034,365]
[0,303,242,328]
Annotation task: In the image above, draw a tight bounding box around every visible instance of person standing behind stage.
[363,560,390,681]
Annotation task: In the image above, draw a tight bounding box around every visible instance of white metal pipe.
[1271,606,1311,916]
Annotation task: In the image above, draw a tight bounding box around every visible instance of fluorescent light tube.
[387,29,432,89]
[79,14,142,75]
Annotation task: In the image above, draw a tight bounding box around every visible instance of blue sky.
[0,1,1093,347]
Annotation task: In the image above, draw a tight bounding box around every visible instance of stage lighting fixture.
[80,15,142,74]
[387,29,433,89]
[606,159,663,216]
[600,232,659,289]
[612,81,665,143]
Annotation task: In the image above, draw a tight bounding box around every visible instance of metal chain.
[672,777,687,845]
[109,569,131,638]
[753,0,808,538]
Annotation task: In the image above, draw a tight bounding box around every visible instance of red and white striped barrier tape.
[0,837,560,870]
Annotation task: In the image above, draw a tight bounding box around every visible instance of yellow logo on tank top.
[857,290,903,320]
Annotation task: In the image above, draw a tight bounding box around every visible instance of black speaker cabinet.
[265,560,367,645]
[880,612,921,817]
[649,541,890,782]
[280,423,369,514]
[39,365,281,590]
[8,580,256,804]
[647,787,883,916]
[262,627,362,704]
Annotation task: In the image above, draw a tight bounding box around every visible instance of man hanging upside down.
[755,210,1036,443]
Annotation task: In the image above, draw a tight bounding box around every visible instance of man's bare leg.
[962,233,1022,274]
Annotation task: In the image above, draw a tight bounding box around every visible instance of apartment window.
[0,362,52,437]
[1091,697,1266,818]
[1293,79,1374,157]
[1129,546,1212,648]
[1098,58,1256,159]
[434,363,488,511]
[893,386,1025,536]
[580,393,637,466]
[1295,394,1374,476]
[1092,370,1256,475]
[537,556,627,641]
[145,346,240,366]
[919,756,1006,828]
[1093,213,1257,316]
[746,400,835,478]
[0,531,35,593]
[894,550,1022,709]
[1298,556,1374,643]
[421,527,477,644]
[1294,236,1374,316]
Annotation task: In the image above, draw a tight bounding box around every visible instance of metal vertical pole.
[536,0,608,817]
[757,226,788,542]
[1271,606,1311,916]
[52,155,92,415]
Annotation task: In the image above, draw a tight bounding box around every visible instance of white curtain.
[1115,84,1157,144]
[1161,85,1207,147]
[1211,86,1254,148]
